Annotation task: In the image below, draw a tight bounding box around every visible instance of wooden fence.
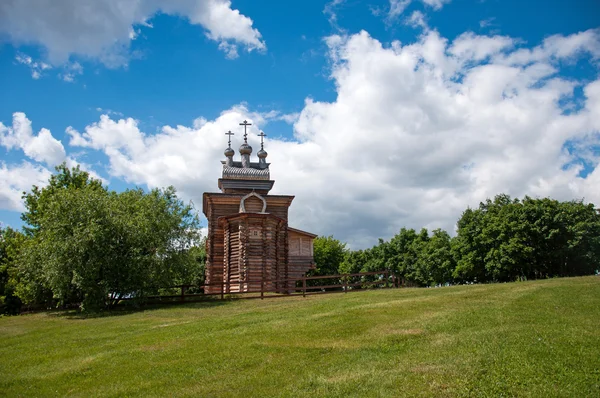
[128,270,400,304]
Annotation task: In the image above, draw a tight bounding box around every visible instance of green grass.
[1,276,599,397]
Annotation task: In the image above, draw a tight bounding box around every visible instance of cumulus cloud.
[0,112,66,166]
[65,106,274,195]
[7,28,600,249]
[0,0,266,66]
[497,29,600,66]
[0,162,52,211]
[0,112,107,211]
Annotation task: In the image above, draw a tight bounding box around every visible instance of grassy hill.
[1,276,599,397]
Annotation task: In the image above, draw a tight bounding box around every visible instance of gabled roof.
[288,227,318,238]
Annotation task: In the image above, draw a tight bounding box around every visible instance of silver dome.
[257,148,268,158]
[239,142,252,155]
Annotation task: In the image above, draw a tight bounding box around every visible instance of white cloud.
[60,62,84,82]
[0,162,52,211]
[278,112,301,124]
[15,53,52,79]
[0,112,66,166]
[324,0,346,29]
[479,17,496,29]
[386,0,451,22]
[15,52,84,82]
[498,29,600,66]
[449,32,514,62]
[95,107,124,117]
[6,28,600,249]
[65,106,276,192]
[406,11,427,30]
[0,159,100,213]
[421,0,451,10]
[0,0,266,66]
[388,0,411,20]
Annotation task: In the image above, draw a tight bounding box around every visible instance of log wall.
[203,192,297,294]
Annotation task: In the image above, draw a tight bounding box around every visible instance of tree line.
[310,194,600,287]
[2,165,599,314]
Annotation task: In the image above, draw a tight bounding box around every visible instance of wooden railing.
[125,270,400,304]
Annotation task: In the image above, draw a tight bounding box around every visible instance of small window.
[249,228,261,240]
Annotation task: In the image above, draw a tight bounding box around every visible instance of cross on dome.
[239,120,252,143]
[225,130,234,147]
[258,131,267,149]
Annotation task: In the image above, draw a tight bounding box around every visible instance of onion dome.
[239,142,252,155]
[224,146,235,157]
[257,148,268,159]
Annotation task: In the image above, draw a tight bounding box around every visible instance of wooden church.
[202,121,316,294]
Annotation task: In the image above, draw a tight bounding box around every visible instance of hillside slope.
[1,276,599,397]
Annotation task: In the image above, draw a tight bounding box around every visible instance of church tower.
[202,121,316,294]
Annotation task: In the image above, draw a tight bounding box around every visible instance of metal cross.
[258,131,267,149]
[225,130,234,147]
[239,120,252,142]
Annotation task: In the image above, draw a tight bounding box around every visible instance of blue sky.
[1,0,599,247]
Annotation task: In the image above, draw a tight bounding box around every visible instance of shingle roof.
[222,166,270,180]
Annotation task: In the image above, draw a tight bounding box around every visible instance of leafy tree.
[418,229,455,286]
[21,163,105,236]
[453,194,600,283]
[339,249,370,275]
[0,226,27,314]
[382,228,430,286]
[452,208,484,283]
[480,195,534,282]
[307,236,347,286]
[18,165,202,311]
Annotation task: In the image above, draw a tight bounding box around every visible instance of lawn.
[1,276,599,397]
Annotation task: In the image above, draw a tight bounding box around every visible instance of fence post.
[343,274,347,293]
[181,286,186,302]
[303,277,306,298]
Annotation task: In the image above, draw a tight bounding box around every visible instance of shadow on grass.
[44,297,230,320]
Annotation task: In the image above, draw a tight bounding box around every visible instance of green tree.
[18,165,202,311]
[21,163,105,236]
[339,249,370,275]
[453,194,600,283]
[0,226,27,314]
[383,228,430,286]
[307,236,347,286]
[418,229,455,286]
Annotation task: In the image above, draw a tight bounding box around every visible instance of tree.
[382,228,430,286]
[453,194,600,283]
[418,229,455,286]
[18,165,202,311]
[339,249,370,275]
[307,236,347,286]
[0,226,26,314]
[21,163,105,236]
